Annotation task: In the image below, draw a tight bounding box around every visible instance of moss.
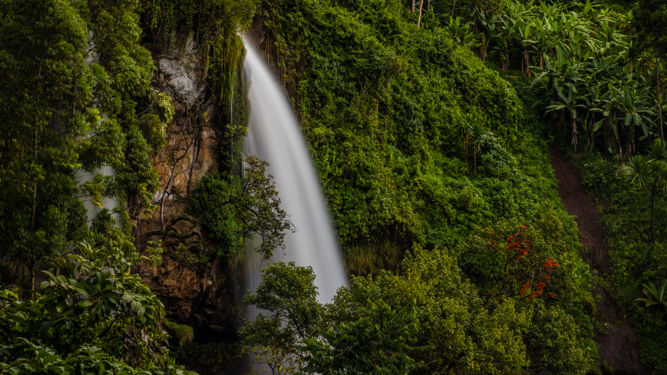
[164,319,195,347]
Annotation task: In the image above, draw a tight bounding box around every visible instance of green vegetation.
[244,246,593,374]
[141,0,256,171]
[635,280,667,310]
[241,0,598,372]
[573,146,666,371]
[620,141,667,242]
[427,0,663,154]
[240,0,664,373]
[189,156,293,258]
[0,0,253,371]
[260,0,540,251]
[0,240,190,374]
[1,0,665,373]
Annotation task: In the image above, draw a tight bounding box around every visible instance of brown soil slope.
[550,147,647,375]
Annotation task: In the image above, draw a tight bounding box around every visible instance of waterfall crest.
[241,36,348,304]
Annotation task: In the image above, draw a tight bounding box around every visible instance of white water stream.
[241,36,348,306]
[75,164,120,225]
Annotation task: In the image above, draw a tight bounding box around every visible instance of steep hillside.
[242,0,598,372]
[2,0,663,374]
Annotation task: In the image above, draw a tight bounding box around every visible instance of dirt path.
[550,147,647,375]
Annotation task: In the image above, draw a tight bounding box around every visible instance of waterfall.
[75,34,119,226]
[75,164,119,225]
[241,36,348,305]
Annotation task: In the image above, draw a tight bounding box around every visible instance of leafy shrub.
[0,242,193,374]
[189,157,292,258]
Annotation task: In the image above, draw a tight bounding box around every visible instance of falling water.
[74,164,120,225]
[241,36,348,305]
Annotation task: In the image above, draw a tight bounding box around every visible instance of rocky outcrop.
[150,33,218,206]
[136,253,239,333]
[134,32,238,334]
[157,36,206,109]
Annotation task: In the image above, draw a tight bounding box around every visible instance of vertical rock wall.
[134,32,239,335]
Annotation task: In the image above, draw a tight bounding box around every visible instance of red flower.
[518,281,531,295]
[527,290,543,299]
[543,258,559,269]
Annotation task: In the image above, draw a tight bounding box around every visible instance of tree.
[241,263,422,375]
[388,246,530,374]
[189,156,293,258]
[304,298,420,375]
[242,249,531,375]
[84,0,174,218]
[523,302,597,375]
[621,140,667,242]
[0,241,193,373]
[633,0,667,142]
[240,262,322,374]
[0,0,94,291]
[0,0,174,291]
[635,279,667,312]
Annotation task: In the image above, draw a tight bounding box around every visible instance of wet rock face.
[157,36,206,109]
[135,32,237,334]
[150,33,218,209]
[136,254,239,333]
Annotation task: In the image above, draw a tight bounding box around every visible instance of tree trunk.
[480,37,490,61]
[560,111,565,133]
[473,150,477,174]
[31,63,42,235]
[229,82,235,175]
[417,0,424,28]
[412,0,415,12]
[30,261,36,296]
[657,58,664,144]
[31,124,38,233]
[650,183,656,243]
[451,0,456,17]
[572,116,578,151]
[589,115,595,151]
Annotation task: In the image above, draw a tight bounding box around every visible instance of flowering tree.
[474,224,563,301]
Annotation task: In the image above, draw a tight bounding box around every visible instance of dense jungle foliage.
[242,0,599,373]
[0,0,184,371]
[244,0,665,373]
[0,0,665,374]
[0,0,256,371]
[571,144,667,372]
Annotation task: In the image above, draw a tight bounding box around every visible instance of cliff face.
[134,32,239,335]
